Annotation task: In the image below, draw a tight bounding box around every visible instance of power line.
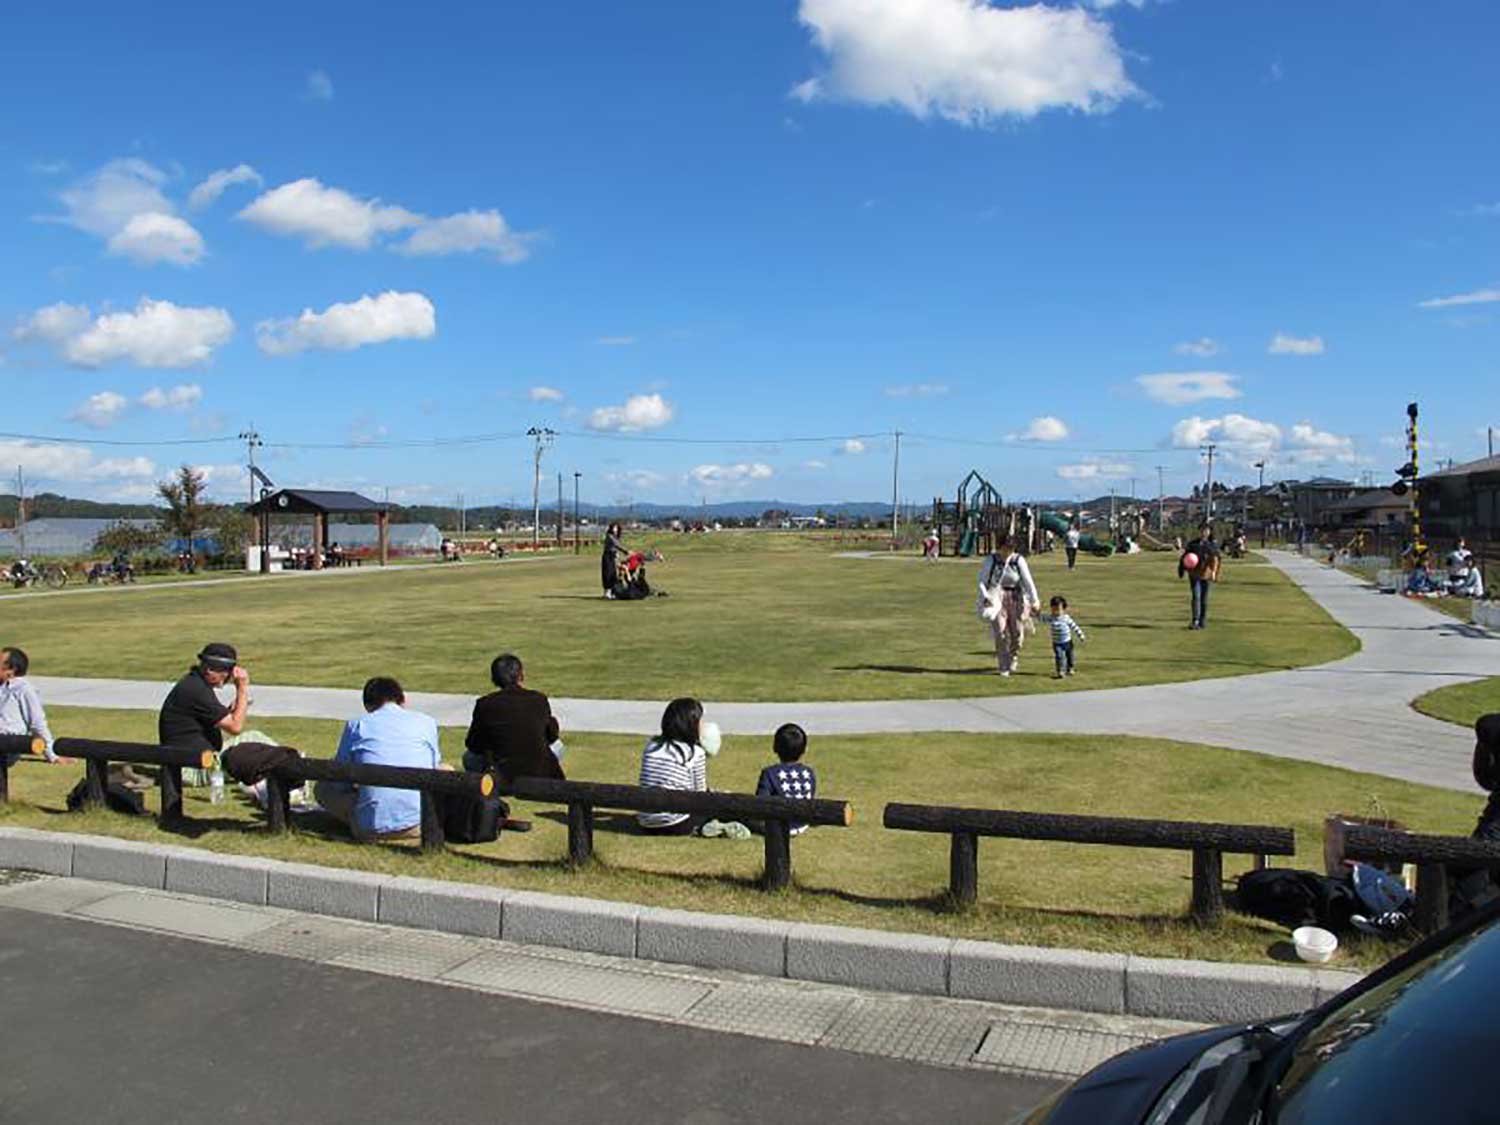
[0,430,240,447]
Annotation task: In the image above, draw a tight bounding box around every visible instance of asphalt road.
[0,907,1060,1124]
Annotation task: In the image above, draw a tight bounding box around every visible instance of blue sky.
[2,0,1497,509]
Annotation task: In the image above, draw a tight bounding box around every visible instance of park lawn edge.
[1412,676,1500,729]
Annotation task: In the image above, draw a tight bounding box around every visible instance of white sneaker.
[1000,670,1011,677]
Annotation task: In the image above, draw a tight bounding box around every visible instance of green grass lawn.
[1413,677,1500,728]
[2,705,1477,969]
[1,535,1356,702]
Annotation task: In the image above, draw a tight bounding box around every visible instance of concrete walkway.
[34,552,1500,791]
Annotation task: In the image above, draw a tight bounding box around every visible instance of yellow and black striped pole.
[1407,401,1426,561]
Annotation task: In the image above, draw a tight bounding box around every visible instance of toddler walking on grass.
[1046,595,1086,678]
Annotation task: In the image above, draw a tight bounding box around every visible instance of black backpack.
[66,777,146,816]
[438,791,509,844]
[1234,868,1358,931]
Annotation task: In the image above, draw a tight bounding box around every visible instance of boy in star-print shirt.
[756,723,817,835]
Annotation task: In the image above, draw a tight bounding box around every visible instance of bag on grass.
[1234,867,1358,931]
[221,742,299,785]
[438,791,509,844]
[65,777,145,816]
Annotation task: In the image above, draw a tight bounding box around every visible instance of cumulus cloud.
[1417,288,1500,309]
[1009,415,1069,442]
[1136,372,1241,406]
[884,382,950,398]
[44,158,206,267]
[528,386,565,402]
[1286,422,1358,464]
[106,212,205,266]
[392,209,534,264]
[306,69,334,101]
[140,383,204,411]
[188,164,263,210]
[792,0,1141,126]
[803,459,829,470]
[1268,332,1326,356]
[689,462,775,486]
[69,391,128,429]
[238,178,536,262]
[587,393,675,433]
[256,291,436,356]
[23,299,234,368]
[0,439,155,484]
[837,438,866,455]
[1057,459,1131,481]
[1173,337,1220,358]
[1168,413,1359,466]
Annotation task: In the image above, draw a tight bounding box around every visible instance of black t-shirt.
[158,668,230,753]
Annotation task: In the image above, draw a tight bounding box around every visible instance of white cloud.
[140,383,203,411]
[188,164,263,210]
[1417,288,1500,309]
[106,212,205,266]
[884,382,950,398]
[44,158,206,267]
[13,302,91,344]
[256,291,436,356]
[1286,422,1358,464]
[1268,332,1326,356]
[1136,372,1241,406]
[606,469,667,491]
[792,0,1140,126]
[392,209,533,264]
[238,178,420,250]
[69,391,128,429]
[689,462,775,486]
[57,299,234,369]
[803,459,829,470]
[0,439,155,484]
[528,385,565,402]
[1171,413,1282,455]
[837,438,866,455]
[1009,415,1069,442]
[598,336,636,346]
[1173,337,1220,358]
[306,69,334,101]
[587,393,675,432]
[1057,459,1131,481]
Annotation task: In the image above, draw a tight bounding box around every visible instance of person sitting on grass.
[156,642,249,790]
[315,676,441,842]
[755,723,816,836]
[0,647,57,765]
[637,697,747,838]
[463,653,564,783]
[1044,596,1087,679]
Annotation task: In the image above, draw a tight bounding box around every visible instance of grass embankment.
[0,536,1355,702]
[1413,678,1500,728]
[2,706,1477,969]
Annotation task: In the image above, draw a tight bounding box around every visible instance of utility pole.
[1155,465,1166,534]
[1489,426,1494,459]
[1200,443,1218,523]
[527,427,555,548]
[457,493,466,538]
[556,472,564,545]
[573,472,581,554]
[239,426,263,508]
[890,430,902,543]
[15,466,26,558]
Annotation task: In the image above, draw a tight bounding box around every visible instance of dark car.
[1018,897,1500,1124]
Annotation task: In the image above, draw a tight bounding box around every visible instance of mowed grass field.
[0,535,1356,701]
[1414,676,1500,728]
[1,706,1478,967]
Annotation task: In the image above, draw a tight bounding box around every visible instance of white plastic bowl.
[1292,925,1338,964]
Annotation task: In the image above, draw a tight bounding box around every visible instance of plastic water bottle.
[209,763,225,805]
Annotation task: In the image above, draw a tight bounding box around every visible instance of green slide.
[1037,511,1115,556]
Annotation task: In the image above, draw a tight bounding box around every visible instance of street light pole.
[527,426,555,548]
[573,472,581,554]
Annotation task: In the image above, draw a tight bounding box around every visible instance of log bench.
[883,803,1295,924]
[54,737,216,823]
[503,777,853,891]
[1342,825,1500,933]
[0,734,47,802]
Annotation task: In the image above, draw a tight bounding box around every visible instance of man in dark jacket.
[1178,523,1222,630]
[463,653,564,783]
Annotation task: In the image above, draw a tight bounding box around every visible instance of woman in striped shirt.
[637,697,710,834]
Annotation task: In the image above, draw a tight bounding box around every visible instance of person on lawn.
[977,533,1040,677]
[463,653,565,783]
[1178,523,1222,630]
[0,647,57,765]
[316,677,441,842]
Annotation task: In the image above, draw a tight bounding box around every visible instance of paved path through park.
[33,552,1500,791]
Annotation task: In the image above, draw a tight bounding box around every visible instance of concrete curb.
[0,827,1364,1023]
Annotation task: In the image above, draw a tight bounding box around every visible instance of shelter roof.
[246,488,386,516]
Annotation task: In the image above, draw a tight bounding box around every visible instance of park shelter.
[246,488,390,568]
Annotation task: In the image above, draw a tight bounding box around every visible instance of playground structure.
[931,471,1118,558]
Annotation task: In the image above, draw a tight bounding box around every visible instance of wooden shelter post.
[312,513,326,569]
[377,511,389,567]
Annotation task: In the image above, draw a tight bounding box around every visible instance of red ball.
[1182,552,1200,571]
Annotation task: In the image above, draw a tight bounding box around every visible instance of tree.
[157,465,209,553]
[94,520,164,557]
[208,505,254,559]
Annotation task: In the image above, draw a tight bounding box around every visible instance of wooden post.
[83,757,109,808]
[0,756,8,804]
[377,511,389,567]
[264,774,290,832]
[567,801,594,865]
[419,790,445,853]
[1191,848,1224,925]
[949,832,979,905]
[312,513,326,569]
[1414,862,1449,933]
[159,764,184,824]
[763,820,792,891]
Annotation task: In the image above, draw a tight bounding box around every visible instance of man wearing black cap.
[158,642,250,756]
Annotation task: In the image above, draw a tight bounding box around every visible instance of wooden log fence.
[54,737,216,823]
[503,776,853,891]
[1342,825,1500,934]
[883,803,1295,924]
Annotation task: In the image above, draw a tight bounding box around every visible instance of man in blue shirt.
[316,677,442,841]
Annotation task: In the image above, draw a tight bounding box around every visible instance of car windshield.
[1272,916,1500,1122]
